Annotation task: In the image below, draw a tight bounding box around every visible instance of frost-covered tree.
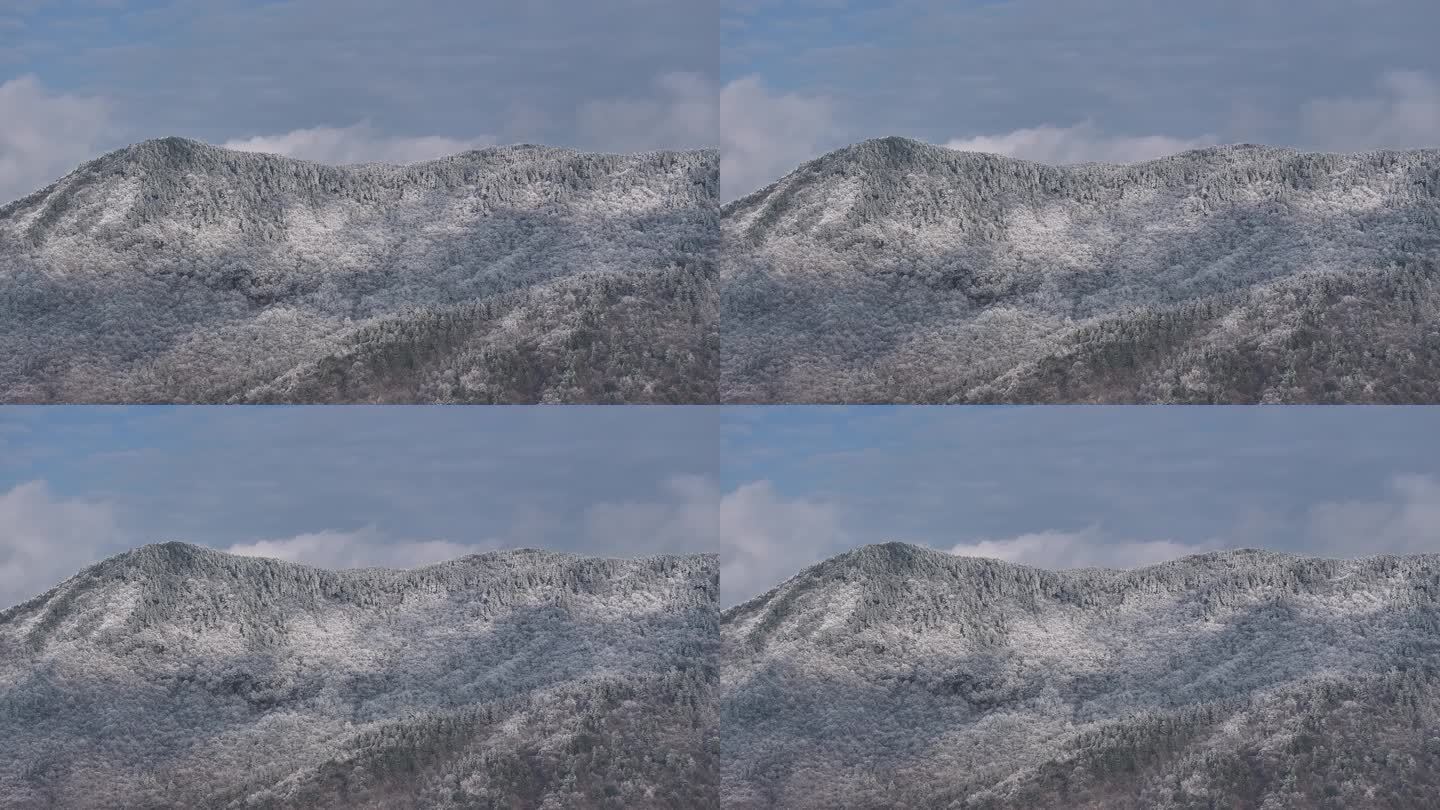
[0,138,719,403]
[721,137,1440,403]
[0,543,719,809]
[722,542,1440,808]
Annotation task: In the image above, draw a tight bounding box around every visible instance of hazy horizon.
[0,0,717,205]
[0,406,721,611]
[720,0,1440,200]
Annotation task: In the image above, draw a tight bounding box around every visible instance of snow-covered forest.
[8,539,1440,807]
[721,543,1440,808]
[0,137,719,403]
[10,135,1440,403]
[721,137,1440,403]
[0,543,719,809]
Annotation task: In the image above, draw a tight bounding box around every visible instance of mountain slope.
[720,137,1440,403]
[0,138,718,403]
[721,543,1440,809]
[0,543,719,809]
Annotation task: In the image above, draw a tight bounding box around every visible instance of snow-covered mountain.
[721,137,1440,403]
[722,542,1440,809]
[0,138,718,403]
[0,543,719,809]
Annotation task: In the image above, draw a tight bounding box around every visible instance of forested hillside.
[722,543,1440,808]
[721,137,1440,403]
[0,137,718,403]
[0,543,719,808]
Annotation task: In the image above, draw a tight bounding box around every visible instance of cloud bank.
[716,473,1440,605]
[943,474,1440,570]
[578,71,717,153]
[8,470,1440,610]
[717,68,1440,200]
[0,481,120,610]
[942,121,1219,165]
[221,122,497,165]
[0,76,113,205]
[720,75,835,202]
[718,480,849,606]
[223,528,499,570]
[1300,69,1440,152]
[0,473,721,611]
[945,527,1223,569]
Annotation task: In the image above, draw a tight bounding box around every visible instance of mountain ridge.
[723,136,1427,224]
[1,137,719,404]
[1,541,716,618]
[0,543,719,808]
[721,542,1440,808]
[720,137,1440,404]
[3,136,714,214]
[722,542,1376,620]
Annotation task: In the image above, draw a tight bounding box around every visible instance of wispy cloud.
[717,470,1440,606]
[224,527,500,570]
[578,71,717,153]
[12,0,715,156]
[0,481,122,609]
[221,121,496,164]
[0,75,113,204]
[1300,69,1440,152]
[581,474,719,556]
[1304,473,1440,556]
[720,75,836,202]
[943,120,1218,164]
[940,473,1440,569]
[945,527,1222,569]
[719,480,848,606]
[0,466,720,609]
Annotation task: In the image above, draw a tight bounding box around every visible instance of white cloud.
[940,473,1440,570]
[577,71,717,153]
[0,481,121,609]
[719,480,848,606]
[945,527,1221,570]
[0,473,723,608]
[1304,474,1440,556]
[720,75,836,202]
[223,527,498,570]
[1300,69,1440,152]
[716,79,1216,202]
[221,121,496,165]
[943,120,1218,164]
[0,75,113,205]
[581,474,719,555]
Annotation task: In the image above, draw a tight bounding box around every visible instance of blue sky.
[0,406,720,609]
[7,405,1440,609]
[719,406,1440,605]
[719,0,1440,199]
[12,2,1439,203]
[0,0,718,203]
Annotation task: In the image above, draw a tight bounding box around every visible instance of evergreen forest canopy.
[11,135,1440,403]
[0,543,720,809]
[721,137,1440,403]
[7,537,1440,807]
[0,137,718,404]
[722,542,1440,809]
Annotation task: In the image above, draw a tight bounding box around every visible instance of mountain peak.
[126,135,215,154]
[95,136,227,169]
[0,541,718,808]
[723,546,1440,808]
[811,135,956,172]
[826,540,950,569]
[840,135,936,156]
[95,540,273,575]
